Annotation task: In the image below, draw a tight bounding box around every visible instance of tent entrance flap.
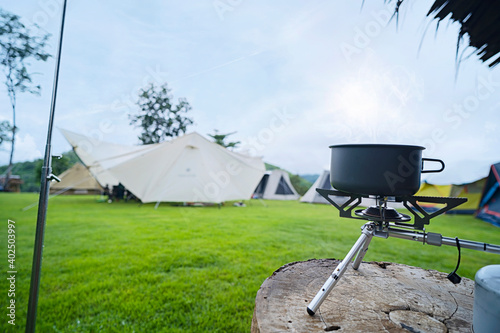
[276,176,294,195]
[253,170,299,200]
[254,174,269,197]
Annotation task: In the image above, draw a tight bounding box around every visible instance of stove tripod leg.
[352,233,372,270]
[307,223,375,316]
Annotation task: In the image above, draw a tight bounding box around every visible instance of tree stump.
[252,259,474,332]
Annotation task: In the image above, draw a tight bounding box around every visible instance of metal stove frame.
[307,188,500,316]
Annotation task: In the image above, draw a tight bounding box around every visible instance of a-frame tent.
[477,162,500,227]
[300,170,349,205]
[299,170,402,208]
[50,162,103,195]
[253,169,299,200]
[300,170,331,204]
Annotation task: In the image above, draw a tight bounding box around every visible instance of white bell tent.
[60,128,158,188]
[253,169,300,200]
[61,129,265,203]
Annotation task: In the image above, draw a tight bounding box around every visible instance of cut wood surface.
[252,259,474,332]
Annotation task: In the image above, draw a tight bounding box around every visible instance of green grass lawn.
[1,193,499,332]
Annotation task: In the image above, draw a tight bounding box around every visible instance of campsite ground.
[1,193,499,332]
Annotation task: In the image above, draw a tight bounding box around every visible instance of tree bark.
[252,259,474,333]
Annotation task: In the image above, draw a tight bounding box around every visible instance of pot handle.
[421,158,445,173]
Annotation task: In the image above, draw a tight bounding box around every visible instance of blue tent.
[476,162,500,227]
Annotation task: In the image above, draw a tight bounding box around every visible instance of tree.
[389,1,500,67]
[0,120,11,146]
[130,83,193,144]
[208,129,241,149]
[0,9,51,190]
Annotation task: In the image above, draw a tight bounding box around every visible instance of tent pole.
[26,0,67,332]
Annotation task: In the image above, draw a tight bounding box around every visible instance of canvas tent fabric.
[50,162,103,195]
[61,128,159,188]
[477,163,500,227]
[61,129,265,203]
[253,170,299,200]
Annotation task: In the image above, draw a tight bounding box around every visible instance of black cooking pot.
[329,144,444,196]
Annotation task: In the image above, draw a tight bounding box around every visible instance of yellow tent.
[416,182,451,197]
[415,179,486,214]
[448,178,487,214]
[414,182,452,211]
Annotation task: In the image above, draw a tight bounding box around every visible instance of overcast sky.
[1,0,499,184]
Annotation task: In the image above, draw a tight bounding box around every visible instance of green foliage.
[289,173,312,196]
[0,9,51,97]
[0,195,499,332]
[0,120,11,145]
[208,129,240,149]
[0,150,79,192]
[263,163,312,195]
[2,159,40,192]
[301,174,320,184]
[130,83,193,144]
[264,162,280,171]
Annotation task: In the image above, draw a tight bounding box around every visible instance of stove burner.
[355,206,411,222]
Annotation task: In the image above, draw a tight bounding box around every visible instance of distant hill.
[263,162,313,196]
[301,174,319,184]
[264,162,280,171]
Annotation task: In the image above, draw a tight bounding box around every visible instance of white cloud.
[0,133,43,164]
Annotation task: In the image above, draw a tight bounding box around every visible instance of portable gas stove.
[307,189,500,316]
